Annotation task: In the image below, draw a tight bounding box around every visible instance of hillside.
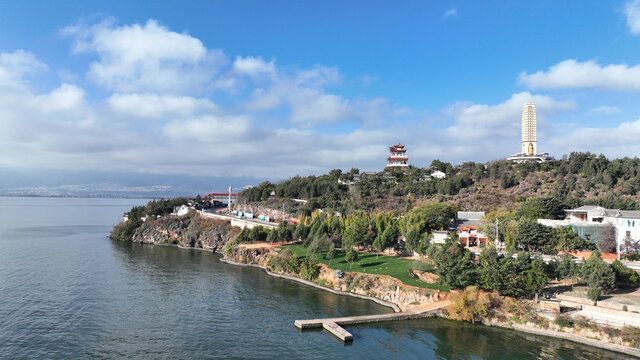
[239,152,640,215]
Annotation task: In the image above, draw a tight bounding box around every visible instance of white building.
[431,230,450,244]
[538,206,640,254]
[430,170,446,179]
[172,205,190,216]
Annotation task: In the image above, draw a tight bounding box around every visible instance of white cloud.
[548,119,640,157]
[233,56,276,79]
[445,92,575,139]
[7,19,640,181]
[289,92,351,124]
[588,105,622,116]
[163,114,252,142]
[443,8,457,18]
[519,59,640,91]
[625,0,640,34]
[107,93,218,120]
[0,50,48,89]
[64,19,228,93]
[33,83,87,114]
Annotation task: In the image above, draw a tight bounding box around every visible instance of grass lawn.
[280,244,450,292]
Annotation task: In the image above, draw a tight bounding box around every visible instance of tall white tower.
[521,102,537,156]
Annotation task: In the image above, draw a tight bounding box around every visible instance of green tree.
[326,243,336,265]
[293,224,310,242]
[501,173,518,189]
[514,218,552,252]
[555,254,576,281]
[345,248,359,270]
[516,197,566,220]
[380,225,398,254]
[552,226,593,252]
[402,202,457,234]
[342,211,370,248]
[286,254,300,274]
[612,260,640,288]
[587,287,601,303]
[522,259,548,297]
[266,229,277,244]
[277,221,293,242]
[299,259,319,280]
[478,246,503,292]
[581,251,616,293]
[404,227,421,253]
[433,241,477,289]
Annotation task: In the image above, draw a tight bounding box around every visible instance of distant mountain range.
[0,167,268,198]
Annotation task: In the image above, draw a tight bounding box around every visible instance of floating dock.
[295,300,449,342]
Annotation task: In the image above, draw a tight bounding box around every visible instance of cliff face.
[132,211,239,252]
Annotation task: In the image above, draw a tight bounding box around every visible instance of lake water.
[0,197,631,359]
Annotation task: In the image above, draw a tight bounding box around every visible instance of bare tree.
[597,223,617,253]
[620,235,640,258]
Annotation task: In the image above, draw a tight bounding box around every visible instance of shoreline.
[219,257,402,312]
[489,322,640,358]
[219,254,640,358]
[130,240,640,357]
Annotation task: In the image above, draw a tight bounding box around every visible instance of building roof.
[457,211,485,220]
[566,205,604,212]
[566,206,640,219]
[603,209,640,219]
[457,220,483,227]
[458,225,478,231]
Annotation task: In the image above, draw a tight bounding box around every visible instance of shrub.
[622,326,640,348]
[574,316,598,330]
[554,314,575,328]
[624,305,629,312]
[299,259,320,280]
[446,286,494,324]
[266,251,291,273]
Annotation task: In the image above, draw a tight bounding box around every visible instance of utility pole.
[495,218,499,249]
[228,186,232,214]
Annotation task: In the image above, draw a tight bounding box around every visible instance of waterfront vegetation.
[278,244,450,291]
[110,197,188,241]
[107,153,640,354]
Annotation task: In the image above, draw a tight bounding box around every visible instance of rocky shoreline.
[119,212,640,357]
[219,258,402,312]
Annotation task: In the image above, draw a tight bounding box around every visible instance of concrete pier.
[295,300,449,342]
[323,321,353,341]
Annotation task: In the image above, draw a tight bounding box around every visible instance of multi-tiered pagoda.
[386,143,408,170]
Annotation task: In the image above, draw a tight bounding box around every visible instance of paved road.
[201,209,278,229]
[572,310,640,328]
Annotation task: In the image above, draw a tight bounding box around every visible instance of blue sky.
[2,1,640,184]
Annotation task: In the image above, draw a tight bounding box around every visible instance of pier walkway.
[295,300,449,341]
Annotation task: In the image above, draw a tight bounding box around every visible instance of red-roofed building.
[386,143,408,170]
[458,225,487,247]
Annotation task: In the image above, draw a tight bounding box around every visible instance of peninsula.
[111,151,640,356]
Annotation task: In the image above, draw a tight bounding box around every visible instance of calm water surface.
[0,197,631,359]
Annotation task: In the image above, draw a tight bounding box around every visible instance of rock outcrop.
[131,211,239,252]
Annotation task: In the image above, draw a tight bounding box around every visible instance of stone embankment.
[227,245,443,311]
